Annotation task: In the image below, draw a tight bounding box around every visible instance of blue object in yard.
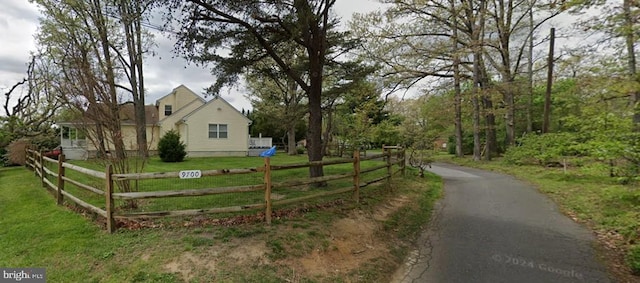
[259,146,277,157]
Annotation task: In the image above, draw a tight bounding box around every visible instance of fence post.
[353,150,360,203]
[105,165,116,233]
[56,154,65,205]
[385,147,392,191]
[24,145,30,169]
[400,148,406,176]
[39,150,45,186]
[264,157,272,225]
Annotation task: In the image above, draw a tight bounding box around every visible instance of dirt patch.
[163,252,216,282]
[373,196,411,221]
[282,196,410,278]
[226,238,269,265]
[153,196,413,282]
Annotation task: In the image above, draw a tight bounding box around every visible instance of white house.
[158,85,253,157]
[58,85,268,159]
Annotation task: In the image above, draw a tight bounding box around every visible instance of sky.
[0,0,384,114]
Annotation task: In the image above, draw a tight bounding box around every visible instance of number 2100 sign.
[179,170,202,179]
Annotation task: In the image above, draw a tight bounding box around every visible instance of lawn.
[434,154,640,277]
[0,161,442,282]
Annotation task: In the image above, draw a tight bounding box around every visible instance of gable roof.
[119,103,159,125]
[57,103,158,126]
[157,98,204,124]
[155,84,205,106]
[180,95,251,124]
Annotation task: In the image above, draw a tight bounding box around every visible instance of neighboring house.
[58,85,260,159]
[57,103,160,160]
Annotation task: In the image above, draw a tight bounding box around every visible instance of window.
[164,105,172,116]
[208,124,228,139]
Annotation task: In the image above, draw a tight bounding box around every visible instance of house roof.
[118,103,159,125]
[158,98,204,124]
[57,103,159,126]
[155,84,206,106]
[180,95,252,124]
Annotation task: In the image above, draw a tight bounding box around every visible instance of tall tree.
[622,0,640,131]
[114,0,154,158]
[450,0,465,157]
[246,59,307,155]
[168,0,358,179]
[483,0,562,145]
[542,27,555,133]
[33,0,136,194]
[569,0,640,130]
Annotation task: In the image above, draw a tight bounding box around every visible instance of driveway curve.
[392,163,613,283]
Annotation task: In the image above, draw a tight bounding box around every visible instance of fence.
[25,145,405,233]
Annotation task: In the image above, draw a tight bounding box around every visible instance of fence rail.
[25,145,405,233]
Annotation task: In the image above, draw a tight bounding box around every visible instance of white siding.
[183,99,250,156]
[157,85,203,121]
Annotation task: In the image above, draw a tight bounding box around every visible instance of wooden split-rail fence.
[25,145,405,233]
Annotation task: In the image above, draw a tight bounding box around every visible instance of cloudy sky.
[0,0,384,113]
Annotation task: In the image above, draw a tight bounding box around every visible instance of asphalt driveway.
[391,163,613,283]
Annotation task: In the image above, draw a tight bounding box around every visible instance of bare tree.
[1,54,63,144]
[34,0,137,197]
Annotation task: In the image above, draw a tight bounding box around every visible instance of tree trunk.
[624,0,640,131]
[526,0,534,133]
[505,86,515,146]
[542,27,555,133]
[287,128,297,155]
[92,0,127,166]
[472,53,482,161]
[451,0,464,157]
[119,0,148,158]
[307,40,325,181]
[295,0,325,181]
[307,82,324,180]
[482,94,496,160]
[322,107,333,157]
[469,0,487,161]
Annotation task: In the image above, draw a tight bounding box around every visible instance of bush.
[503,133,579,166]
[0,147,7,167]
[447,133,474,155]
[7,139,29,166]
[30,131,59,151]
[158,130,187,162]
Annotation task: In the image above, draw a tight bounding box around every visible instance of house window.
[208,124,228,139]
[164,105,172,116]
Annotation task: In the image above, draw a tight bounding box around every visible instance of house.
[57,103,160,160]
[157,85,253,157]
[58,85,260,159]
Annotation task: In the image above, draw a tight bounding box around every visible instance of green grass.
[0,166,184,282]
[0,162,442,282]
[435,154,640,274]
